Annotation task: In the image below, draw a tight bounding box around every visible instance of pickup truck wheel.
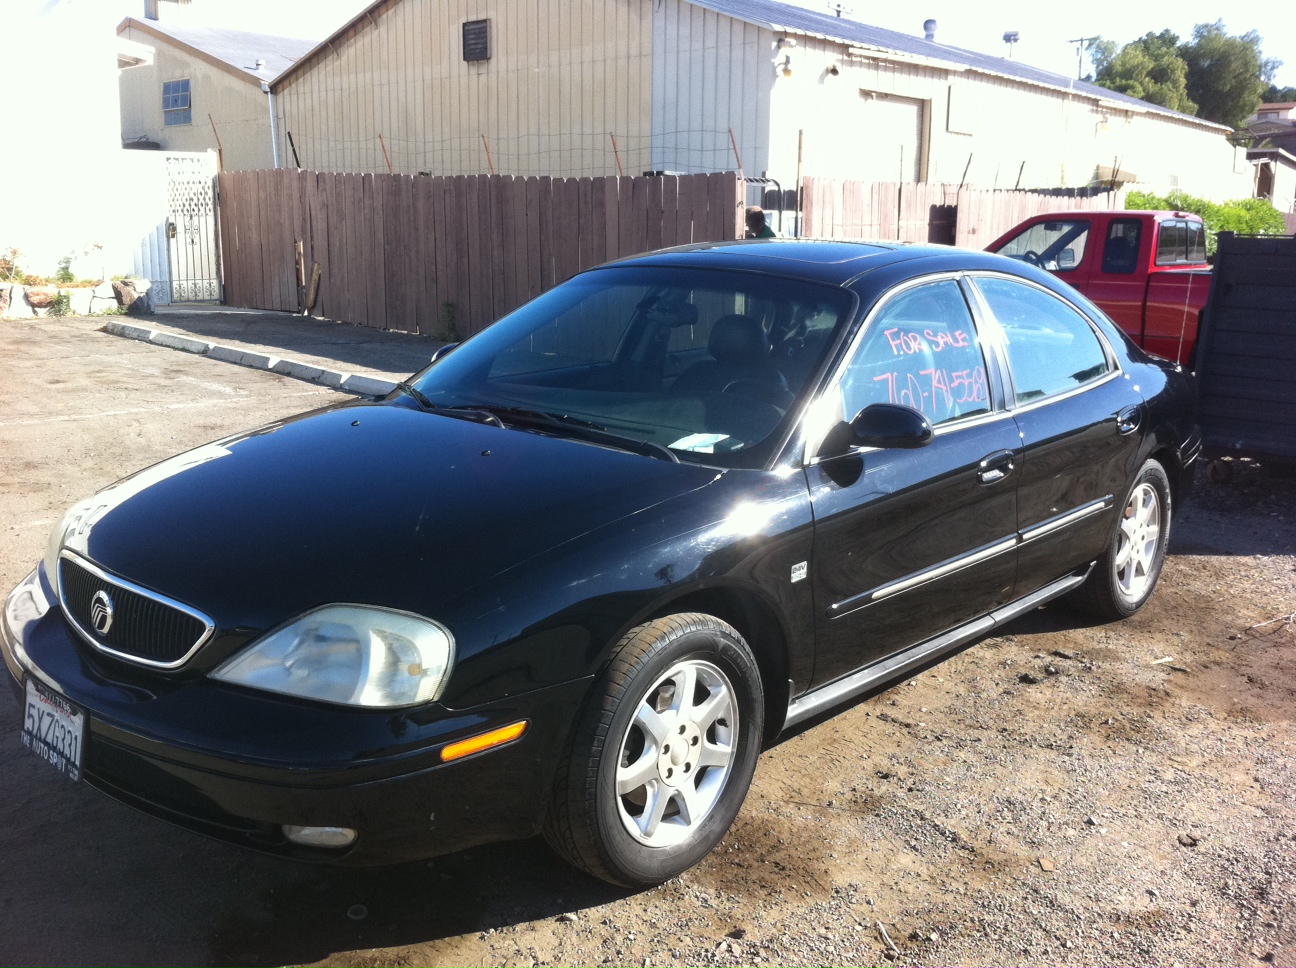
[543,613,764,887]
[1070,459,1171,620]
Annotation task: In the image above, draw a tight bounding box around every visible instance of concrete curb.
[102,320,398,398]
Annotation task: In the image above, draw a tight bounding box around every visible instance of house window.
[163,79,192,126]
[462,20,490,62]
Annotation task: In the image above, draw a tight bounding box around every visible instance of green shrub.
[55,255,75,285]
[1125,190,1287,255]
[47,292,73,317]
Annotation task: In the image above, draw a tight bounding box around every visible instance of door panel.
[805,277,1017,688]
[807,418,1021,686]
[1011,377,1143,592]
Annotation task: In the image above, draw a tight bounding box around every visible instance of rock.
[126,288,155,315]
[1178,832,1199,847]
[112,279,137,308]
[1038,857,1057,871]
[1085,816,1098,826]
[93,280,115,299]
[25,286,57,309]
[557,912,579,923]
[1045,665,1060,676]
[1018,672,1041,685]
[726,928,747,940]
[0,285,9,315]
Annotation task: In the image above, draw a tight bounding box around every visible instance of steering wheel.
[1022,250,1042,266]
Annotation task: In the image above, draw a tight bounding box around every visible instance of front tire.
[544,613,764,887]
[1071,459,1172,619]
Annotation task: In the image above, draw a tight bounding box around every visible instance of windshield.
[408,265,855,467]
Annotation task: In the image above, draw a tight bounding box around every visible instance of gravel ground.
[0,316,1292,967]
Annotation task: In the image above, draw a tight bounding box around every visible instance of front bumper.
[3,573,591,866]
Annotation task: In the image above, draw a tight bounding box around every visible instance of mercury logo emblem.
[90,590,115,636]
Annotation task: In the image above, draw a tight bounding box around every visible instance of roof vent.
[923,19,937,41]
[255,59,266,70]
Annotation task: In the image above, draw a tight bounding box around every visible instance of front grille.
[59,554,213,668]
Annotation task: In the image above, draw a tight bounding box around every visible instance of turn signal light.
[440,720,528,762]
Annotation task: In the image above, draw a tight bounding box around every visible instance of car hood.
[64,402,721,632]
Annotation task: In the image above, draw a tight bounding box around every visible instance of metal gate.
[165,153,220,302]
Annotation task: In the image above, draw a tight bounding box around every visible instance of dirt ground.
[1,316,1293,967]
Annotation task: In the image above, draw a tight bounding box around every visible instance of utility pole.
[1068,36,1098,79]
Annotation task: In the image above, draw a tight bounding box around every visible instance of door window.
[836,279,991,428]
[975,277,1111,403]
[1102,219,1143,274]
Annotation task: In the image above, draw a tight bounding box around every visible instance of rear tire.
[544,613,764,887]
[1070,459,1172,620]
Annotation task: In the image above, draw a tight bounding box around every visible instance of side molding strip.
[784,566,1092,730]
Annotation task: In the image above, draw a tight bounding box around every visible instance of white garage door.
[858,92,924,183]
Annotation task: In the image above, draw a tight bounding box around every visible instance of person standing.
[745,206,777,238]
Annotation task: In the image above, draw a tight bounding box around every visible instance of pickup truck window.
[975,277,1110,404]
[996,220,1089,272]
[1102,219,1143,274]
[1156,219,1208,266]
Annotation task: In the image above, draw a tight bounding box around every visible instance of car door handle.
[1117,405,1142,436]
[977,450,1016,485]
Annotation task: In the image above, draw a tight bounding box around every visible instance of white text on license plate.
[22,677,84,782]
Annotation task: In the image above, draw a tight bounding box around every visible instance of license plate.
[21,677,84,782]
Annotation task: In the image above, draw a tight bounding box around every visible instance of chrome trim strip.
[1019,496,1112,544]
[1007,370,1121,417]
[784,568,1091,730]
[829,536,1018,615]
[58,550,216,670]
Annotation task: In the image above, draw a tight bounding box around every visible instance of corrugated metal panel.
[276,0,653,177]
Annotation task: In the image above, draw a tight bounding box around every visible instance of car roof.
[600,238,1023,287]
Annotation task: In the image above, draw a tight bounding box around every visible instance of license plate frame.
[21,677,85,782]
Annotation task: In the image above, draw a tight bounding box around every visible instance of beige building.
[117,17,313,171]
[269,0,1253,200]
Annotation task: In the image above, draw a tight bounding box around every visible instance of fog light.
[282,824,357,848]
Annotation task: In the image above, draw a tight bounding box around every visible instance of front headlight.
[211,605,455,708]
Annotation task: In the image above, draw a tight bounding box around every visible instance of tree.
[1092,31,1196,114]
[1179,21,1280,128]
[1262,83,1296,103]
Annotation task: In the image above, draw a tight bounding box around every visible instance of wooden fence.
[801,179,1125,249]
[217,169,745,337]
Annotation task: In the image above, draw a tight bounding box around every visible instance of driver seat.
[671,314,790,404]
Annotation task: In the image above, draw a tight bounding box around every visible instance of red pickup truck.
[987,210,1211,366]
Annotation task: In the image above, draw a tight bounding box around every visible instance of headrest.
[708,314,768,366]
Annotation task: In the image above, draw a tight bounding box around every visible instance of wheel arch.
[641,585,792,747]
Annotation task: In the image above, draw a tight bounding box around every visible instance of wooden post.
[378,133,394,174]
[609,132,625,177]
[728,127,744,177]
[481,134,497,175]
[207,114,225,172]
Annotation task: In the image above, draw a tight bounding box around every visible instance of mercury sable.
[3,240,1200,887]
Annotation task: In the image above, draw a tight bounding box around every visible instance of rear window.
[1156,219,1207,265]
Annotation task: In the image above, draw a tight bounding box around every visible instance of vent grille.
[59,555,213,668]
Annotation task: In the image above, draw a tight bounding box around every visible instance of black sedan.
[3,240,1200,887]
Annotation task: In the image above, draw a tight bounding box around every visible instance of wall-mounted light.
[779,55,793,77]
[826,63,840,76]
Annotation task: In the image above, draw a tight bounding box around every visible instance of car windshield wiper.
[395,382,442,412]
[452,404,681,463]
[396,387,506,428]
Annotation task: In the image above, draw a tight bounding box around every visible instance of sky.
[102,0,1296,87]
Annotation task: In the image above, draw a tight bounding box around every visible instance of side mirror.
[1058,249,1075,268]
[429,342,459,364]
[850,403,933,449]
